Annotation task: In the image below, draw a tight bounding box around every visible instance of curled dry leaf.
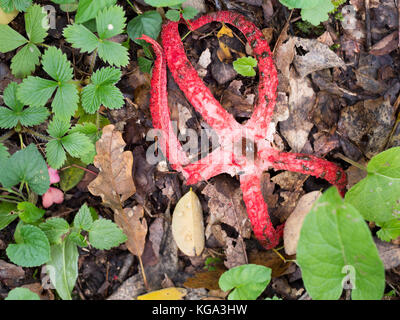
[283,191,322,255]
[88,125,136,210]
[114,205,148,257]
[172,189,205,256]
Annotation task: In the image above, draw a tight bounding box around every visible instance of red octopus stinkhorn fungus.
[139,11,347,250]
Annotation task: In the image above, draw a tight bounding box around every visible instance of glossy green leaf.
[377,219,400,242]
[127,11,162,46]
[17,201,45,223]
[233,56,257,77]
[75,0,116,24]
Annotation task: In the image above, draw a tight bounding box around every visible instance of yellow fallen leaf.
[137,288,187,300]
[0,8,18,25]
[172,189,204,256]
[217,23,234,62]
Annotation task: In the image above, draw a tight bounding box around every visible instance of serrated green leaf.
[97,39,129,67]
[25,4,49,43]
[345,147,400,225]
[377,219,400,242]
[81,84,101,113]
[165,9,180,22]
[0,202,17,230]
[91,66,121,85]
[47,118,70,138]
[181,6,198,20]
[61,132,92,158]
[68,231,87,247]
[96,5,125,39]
[75,0,116,24]
[46,238,78,300]
[46,139,67,169]
[52,82,79,120]
[17,76,57,107]
[63,23,99,53]
[6,224,50,267]
[73,203,93,231]
[0,0,32,13]
[98,84,124,110]
[58,156,86,192]
[10,43,41,78]
[3,81,22,109]
[219,264,271,300]
[5,287,40,300]
[233,56,257,77]
[0,144,50,195]
[144,0,186,7]
[17,201,45,223]
[297,187,385,300]
[127,10,162,46]
[0,25,27,52]
[39,217,70,244]
[69,122,98,141]
[89,219,127,250]
[138,56,153,74]
[0,143,9,161]
[279,0,334,25]
[42,46,73,82]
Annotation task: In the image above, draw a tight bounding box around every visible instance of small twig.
[60,164,98,175]
[365,0,372,50]
[127,0,142,15]
[335,153,367,171]
[397,0,400,47]
[273,9,293,54]
[21,128,50,141]
[0,129,15,142]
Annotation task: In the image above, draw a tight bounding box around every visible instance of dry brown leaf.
[370,31,398,56]
[184,264,226,291]
[248,250,294,278]
[375,238,400,270]
[88,125,136,210]
[283,191,322,255]
[115,205,148,257]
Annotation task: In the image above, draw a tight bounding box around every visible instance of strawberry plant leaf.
[144,0,186,7]
[17,76,58,107]
[165,9,180,22]
[0,202,17,231]
[52,82,80,120]
[61,132,93,158]
[0,144,50,195]
[0,25,28,52]
[88,219,127,250]
[0,143,9,161]
[345,147,400,226]
[0,82,49,128]
[45,139,66,169]
[17,201,45,223]
[25,4,49,44]
[181,6,198,20]
[0,0,32,13]
[39,217,70,244]
[5,287,40,300]
[96,5,125,39]
[219,264,272,300]
[376,219,400,242]
[279,0,334,26]
[73,203,93,231]
[97,39,129,67]
[233,56,257,77]
[10,43,41,79]
[127,10,162,46]
[6,224,51,267]
[75,0,116,24]
[41,46,73,82]
[63,23,99,53]
[297,187,385,300]
[47,118,70,138]
[46,237,78,300]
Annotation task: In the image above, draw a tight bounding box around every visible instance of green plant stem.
[96,110,101,130]
[127,0,142,15]
[18,133,25,149]
[0,129,15,142]
[336,153,368,171]
[21,128,50,142]
[0,188,25,201]
[181,30,192,41]
[0,195,21,203]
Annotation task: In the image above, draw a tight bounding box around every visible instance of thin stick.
[365,0,371,50]
[138,255,150,291]
[335,153,368,171]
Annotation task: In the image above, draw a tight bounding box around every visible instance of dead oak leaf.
[88,125,136,210]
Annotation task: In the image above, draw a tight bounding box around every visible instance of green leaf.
[61,132,93,158]
[97,39,129,67]
[89,219,127,250]
[59,156,86,192]
[46,238,78,300]
[0,143,9,162]
[233,56,257,77]
[345,147,400,226]
[17,201,45,223]
[63,23,100,53]
[39,217,70,244]
[75,0,116,24]
[297,187,385,300]
[0,202,17,231]
[0,82,48,128]
[96,5,126,39]
[279,0,321,9]
[47,118,70,138]
[165,9,180,22]
[0,0,32,13]
[68,231,87,247]
[25,4,49,43]
[0,144,50,195]
[41,46,73,82]
[5,287,40,300]
[138,56,153,74]
[73,203,93,231]
[17,76,58,107]
[377,219,400,242]
[181,6,198,20]
[279,0,334,25]
[6,224,51,267]
[0,25,27,52]
[46,139,66,169]
[127,11,162,46]
[52,82,79,120]
[144,0,186,7]
[219,264,271,300]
